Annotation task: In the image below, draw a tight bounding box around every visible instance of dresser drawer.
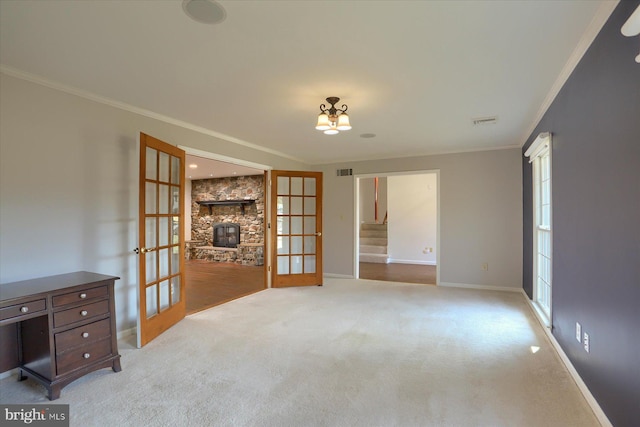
[55,318,111,353]
[56,338,112,375]
[0,299,46,322]
[52,285,108,307]
[53,300,109,328]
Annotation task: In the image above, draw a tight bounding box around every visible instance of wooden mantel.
[196,199,255,215]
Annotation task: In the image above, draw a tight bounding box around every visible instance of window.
[526,133,552,324]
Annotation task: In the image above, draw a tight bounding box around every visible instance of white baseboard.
[388,259,436,266]
[323,273,355,279]
[520,290,612,427]
[438,281,522,292]
[117,326,136,340]
[0,368,18,380]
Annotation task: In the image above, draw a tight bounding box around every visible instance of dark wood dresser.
[0,271,121,400]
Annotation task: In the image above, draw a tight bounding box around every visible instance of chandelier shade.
[315,97,351,135]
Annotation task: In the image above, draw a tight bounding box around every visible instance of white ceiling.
[0,0,615,165]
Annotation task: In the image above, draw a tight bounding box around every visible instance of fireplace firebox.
[213,223,241,248]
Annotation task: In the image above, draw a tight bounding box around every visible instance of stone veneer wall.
[191,175,264,245]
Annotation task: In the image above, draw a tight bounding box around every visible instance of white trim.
[389,259,437,266]
[520,1,619,147]
[315,144,521,165]
[524,132,551,161]
[439,282,522,293]
[178,146,272,171]
[521,291,613,427]
[117,327,137,341]
[0,368,18,380]
[324,273,355,279]
[0,66,305,163]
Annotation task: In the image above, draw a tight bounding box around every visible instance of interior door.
[270,171,323,287]
[136,133,186,347]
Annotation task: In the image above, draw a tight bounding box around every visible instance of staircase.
[359,223,389,264]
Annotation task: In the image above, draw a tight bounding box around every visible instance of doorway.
[180,147,270,314]
[355,171,440,285]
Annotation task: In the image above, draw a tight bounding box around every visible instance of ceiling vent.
[472,116,498,126]
[336,168,353,177]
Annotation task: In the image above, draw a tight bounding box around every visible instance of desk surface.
[0,271,120,302]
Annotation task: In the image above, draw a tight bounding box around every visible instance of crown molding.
[520,0,620,147]
[0,65,306,164]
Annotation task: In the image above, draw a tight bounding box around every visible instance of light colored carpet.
[0,278,599,427]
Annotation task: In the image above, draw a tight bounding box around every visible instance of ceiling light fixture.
[315,97,352,135]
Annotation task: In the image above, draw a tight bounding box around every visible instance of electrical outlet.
[481,263,489,271]
[576,322,581,342]
[583,332,590,353]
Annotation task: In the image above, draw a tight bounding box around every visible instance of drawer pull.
[80,310,88,316]
[83,353,91,359]
[79,293,87,299]
[20,306,29,313]
[82,332,89,338]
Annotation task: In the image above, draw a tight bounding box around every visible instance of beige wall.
[316,148,523,289]
[0,73,307,332]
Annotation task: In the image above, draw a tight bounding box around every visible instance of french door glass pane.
[146,285,158,318]
[277,256,289,275]
[171,276,181,304]
[277,177,289,194]
[159,152,169,182]
[291,236,303,254]
[304,177,316,196]
[291,217,303,234]
[291,256,303,274]
[304,255,316,273]
[304,236,316,254]
[171,186,179,214]
[304,197,316,215]
[145,218,156,248]
[277,217,289,235]
[159,248,169,278]
[291,197,303,214]
[277,197,289,215]
[159,184,169,214]
[171,245,179,273]
[146,252,156,282]
[171,156,181,185]
[291,177,303,195]
[146,183,157,214]
[160,280,170,310]
[172,217,179,244]
[146,147,157,180]
[277,236,289,254]
[159,217,169,246]
[304,216,316,235]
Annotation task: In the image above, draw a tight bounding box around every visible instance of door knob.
[315,232,322,237]
[133,247,151,254]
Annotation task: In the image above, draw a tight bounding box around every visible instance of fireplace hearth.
[213,223,241,248]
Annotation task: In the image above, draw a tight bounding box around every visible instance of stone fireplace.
[188,175,264,265]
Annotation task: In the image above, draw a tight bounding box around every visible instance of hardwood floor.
[359,262,436,285]
[185,259,265,315]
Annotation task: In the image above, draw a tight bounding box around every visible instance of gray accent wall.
[522,2,640,425]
